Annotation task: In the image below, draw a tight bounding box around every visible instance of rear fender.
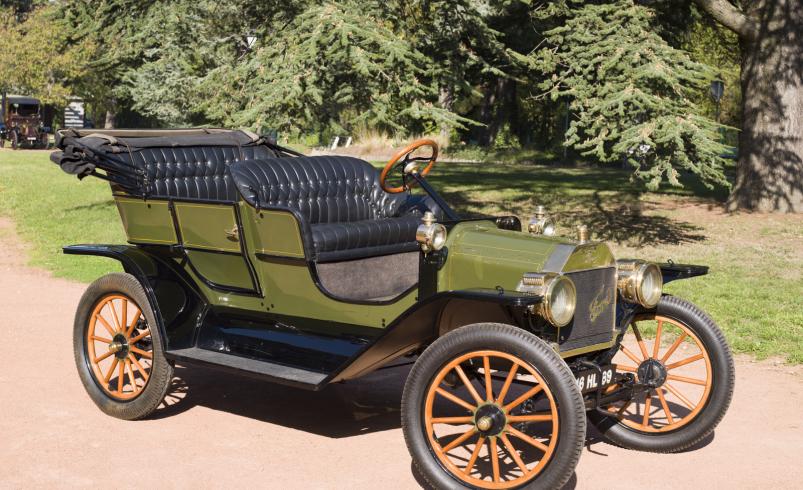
[64,245,208,350]
[659,262,709,284]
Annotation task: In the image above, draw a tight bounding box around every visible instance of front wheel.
[589,295,735,452]
[73,273,173,420]
[402,323,585,489]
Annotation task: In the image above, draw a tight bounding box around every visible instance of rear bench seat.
[231,155,439,262]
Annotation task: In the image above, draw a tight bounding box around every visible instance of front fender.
[329,289,542,382]
[64,244,208,350]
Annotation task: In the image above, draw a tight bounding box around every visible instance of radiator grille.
[559,267,617,352]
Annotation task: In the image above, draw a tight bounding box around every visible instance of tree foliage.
[2,0,747,196]
[537,1,730,188]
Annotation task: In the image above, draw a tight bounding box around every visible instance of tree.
[0,5,89,107]
[537,1,730,190]
[693,0,803,212]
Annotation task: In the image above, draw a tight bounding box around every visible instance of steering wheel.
[380,139,439,193]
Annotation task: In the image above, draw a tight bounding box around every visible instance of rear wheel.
[74,273,173,420]
[402,323,585,489]
[10,131,19,150]
[590,296,734,452]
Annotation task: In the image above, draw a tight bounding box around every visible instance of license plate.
[574,364,615,393]
[27,137,37,141]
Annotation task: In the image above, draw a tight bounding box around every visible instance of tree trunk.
[725,0,803,212]
[438,85,454,145]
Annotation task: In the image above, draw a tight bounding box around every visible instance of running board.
[166,347,329,390]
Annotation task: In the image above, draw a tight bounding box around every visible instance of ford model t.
[0,94,50,149]
[52,129,734,489]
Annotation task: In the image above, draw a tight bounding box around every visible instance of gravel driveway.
[1,217,801,489]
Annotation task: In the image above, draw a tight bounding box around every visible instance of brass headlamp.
[616,259,663,308]
[516,272,577,327]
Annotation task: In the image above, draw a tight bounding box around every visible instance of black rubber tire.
[10,131,18,150]
[402,323,585,490]
[589,295,735,453]
[73,273,173,420]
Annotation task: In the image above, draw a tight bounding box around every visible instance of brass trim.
[559,340,615,358]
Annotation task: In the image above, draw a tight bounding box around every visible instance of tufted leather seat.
[231,156,438,261]
[118,146,276,200]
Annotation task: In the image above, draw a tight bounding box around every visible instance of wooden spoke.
[454,364,484,405]
[495,363,519,405]
[507,414,553,423]
[104,357,119,383]
[121,298,128,336]
[503,384,544,412]
[500,433,528,474]
[117,360,124,393]
[616,364,637,372]
[125,306,141,337]
[620,344,643,365]
[435,387,476,412]
[126,359,138,394]
[488,437,500,483]
[431,416,474,424]
[656,389,675,425]
[94,349,115,363]
[463,436,485,475]
[665,353,704,370]
[95,313,116,337]
[90,335,112,344]
[441,428,477,453]
[483,356,493,402]
[663,383,694,410]
[130,347,152,359]
[667,374,707,386]
[642,393,652,428]
[108,300,122,332]
[615,399,632,417]
[506,425,549,452]
[632,323,651,359]
[661,333,688,362]
[129,354,149,382]
[652,319,663,358]
[129,329,150,344]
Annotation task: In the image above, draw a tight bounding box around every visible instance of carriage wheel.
[10,131,19,150]
[403,323,585,490]
[591,296,734,452]
[74,273,173,420]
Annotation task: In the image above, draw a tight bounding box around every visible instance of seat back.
[231,155,406,224]
[120,145,275,201]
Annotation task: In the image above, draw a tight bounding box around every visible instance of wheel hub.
[637,358,667,387]
[474,404,506,436]
[109,333,130,360]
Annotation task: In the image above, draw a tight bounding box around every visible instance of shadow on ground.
[155,362,714,489]
[427,163,714,247]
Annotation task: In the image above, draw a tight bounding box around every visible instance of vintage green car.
[52,129,734,489]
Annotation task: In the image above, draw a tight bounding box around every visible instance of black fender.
[64,244,208,350]
[329,288,542,382]
[660,262,708,284]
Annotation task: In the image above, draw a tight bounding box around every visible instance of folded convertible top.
[50,128,299,197]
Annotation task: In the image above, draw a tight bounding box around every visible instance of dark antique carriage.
[52,129,734,489]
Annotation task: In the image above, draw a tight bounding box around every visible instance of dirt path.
[0,216,801,489]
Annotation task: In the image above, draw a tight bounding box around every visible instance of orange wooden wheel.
[423,350,559,489]
[607,314,713,433]
[380,139,438,193]
[85,294,153,401]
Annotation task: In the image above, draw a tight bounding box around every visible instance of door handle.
[225,225,239,241]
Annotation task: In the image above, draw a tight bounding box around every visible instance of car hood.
[440,220,615,291]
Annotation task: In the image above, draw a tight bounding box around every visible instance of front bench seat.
[230,155,440,261]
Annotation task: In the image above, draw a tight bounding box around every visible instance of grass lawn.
[2,149,801,363]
